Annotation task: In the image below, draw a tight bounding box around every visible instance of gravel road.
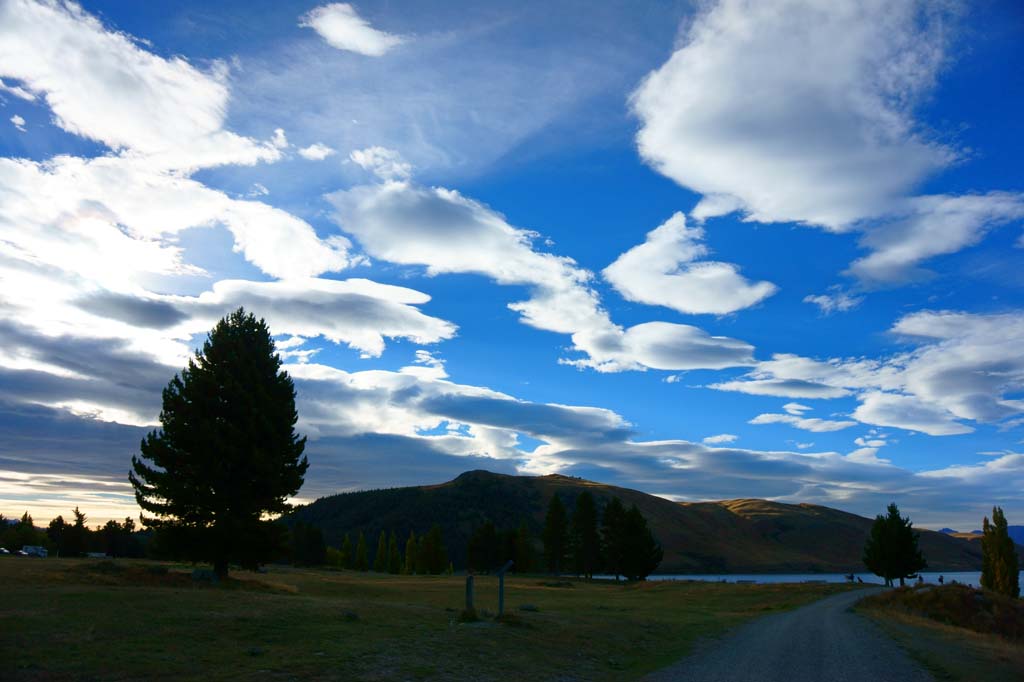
[644,588,933,682]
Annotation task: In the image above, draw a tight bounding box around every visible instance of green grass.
[857,584,1024,682]
[1,558,858,681]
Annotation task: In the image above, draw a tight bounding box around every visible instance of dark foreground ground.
[0,558,854,681]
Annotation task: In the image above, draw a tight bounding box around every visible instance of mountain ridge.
[289,469,985,573]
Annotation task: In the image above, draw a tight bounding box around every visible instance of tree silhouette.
[387,530,402,574]
[373,530,388,572]
[129,308,308,579]
[600,497,627,580]
[620,504,663,580]
[981,506,1020,598]
[543,494,568,574]
[403,530,418,574]
[340,533,353,569]
[863,503,926,586]
[468,521,498,572]
[354,531,369,571]
[570,491,600,579]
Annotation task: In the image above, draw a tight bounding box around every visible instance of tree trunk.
[214,557,229,580]
[899,576,905,587]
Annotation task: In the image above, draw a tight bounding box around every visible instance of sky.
[0,0,1022,531]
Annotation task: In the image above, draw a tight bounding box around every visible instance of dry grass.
[858,584,1024,682]
[1,558,859,681]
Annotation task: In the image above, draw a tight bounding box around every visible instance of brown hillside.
[293,470,983,574]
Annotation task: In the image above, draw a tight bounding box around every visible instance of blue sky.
[0,0,1022,530]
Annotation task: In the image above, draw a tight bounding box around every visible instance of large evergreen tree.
[619,504,663,581]
[340,533,353,569]
[570,491,600,579]
[354,531,369,571]
[863,503,926,586]
[981,506,1020,598]
[129,308,308,579]
[387,530,402,574]
[543,494,568,574]
[600,497,627,580]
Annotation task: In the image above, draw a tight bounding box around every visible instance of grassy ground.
[857,585,1024,682]
[1,558,857,681]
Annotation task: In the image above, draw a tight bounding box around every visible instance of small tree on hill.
[570,491,600,579]
[403,531,418,575]
[620,504,663,581]
[129,308,308,579]
[354,531,369,571]
[543,494,568,574]
[601,497,627,580]
[863,503,926,587]
[373,530,388,572]
[981,506,1020,598]
[387,531,402,574]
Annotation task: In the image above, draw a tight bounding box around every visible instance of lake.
[633,571,992,587]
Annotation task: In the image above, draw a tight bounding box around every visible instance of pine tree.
[543,494,568,574]
[601,497,627,580]
[514,520,533,573]
[570,491,600,579]
[373,530,388,572]
[981,506,1020,598]
[340,533,353,569]
[620,504,663,581]
[387,531,402,574]
[468,521,498,573]
[863,503,927,586]
[354,531,369,571]
[403,530,418,575]
[129,308,308,579]
[420,524,447,574]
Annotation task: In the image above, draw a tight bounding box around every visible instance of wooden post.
[465,575,474,612]
[496,559,514,616]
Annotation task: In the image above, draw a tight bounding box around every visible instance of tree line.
[292,522,452,575]
[1,509,143,558]
[863,502,1019,598]
[543,491,663,580]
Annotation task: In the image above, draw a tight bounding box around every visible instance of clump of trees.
[863,502,926,586]
[543,492,663,581]
[129,308,309,579]
[981,506,1020,598]
[466,520,534,573]
[321,525,449,575]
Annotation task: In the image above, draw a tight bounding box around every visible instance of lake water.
[631,571,989,587]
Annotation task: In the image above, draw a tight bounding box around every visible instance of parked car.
[14,550,27,556]
[22,545,48,558]
[0,547,9,555]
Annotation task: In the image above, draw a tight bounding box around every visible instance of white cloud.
[329,179,756,373]
[717,310,1024,436]
[804,287,863,314]
[0,77,34,100]
[783,402,812,415]
[9,114,25,131]
[603,212,777,315]
[271,128,289,149]
[298,142,336,161]
[0,0,278,170]
[349,146,412,180]
[749,412,857,432]
[848,192,1024,284]
[703,433,738,444]
[300,3,403,57]
[631,0,954,230]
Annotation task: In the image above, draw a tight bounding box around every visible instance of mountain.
[288,470,984,574]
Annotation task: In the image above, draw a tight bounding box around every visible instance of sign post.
[496,559,514,617]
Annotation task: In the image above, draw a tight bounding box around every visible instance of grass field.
[1,558,857,681]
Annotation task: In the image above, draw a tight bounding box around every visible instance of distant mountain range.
[289,470,989,574]
[940,525,1024,546]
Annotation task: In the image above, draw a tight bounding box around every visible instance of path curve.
[644,587,932,682]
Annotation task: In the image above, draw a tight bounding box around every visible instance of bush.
[861,583,1024,640]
